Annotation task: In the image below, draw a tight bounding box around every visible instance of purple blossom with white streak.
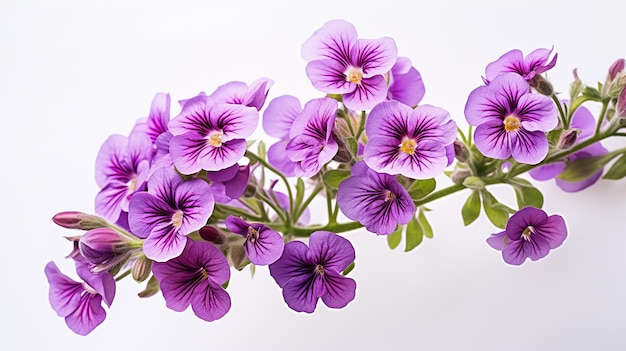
[302,19,397,111]
[128,167,214,262]
[225,216,284,265]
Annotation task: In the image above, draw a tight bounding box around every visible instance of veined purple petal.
[64,294,107,336]
[269,240,313,288]
[319,270,356,309]
[267,141,298,178]
[485,49,525,81]
[282,272,318,313]
[143,223,187,262]
[342,75,388,111]
[262,95,302,140]
[301,19,357,62]
[243,226,284,265]
[308,231,355,272]
[305,59,355,94]
[170,131,247,173]
[206,163,239,183]
[516,94,558,132]
[191,279,231,322]
[75,261,116,307]
[351,37,397,77]
[505,206,548,241]
[502,234,550,265]
[209,78,273,111]
[388,57,425,107]
[95,181,130,223]
[45,262,83,317]
[508,129,550,164]
[486,231,509,251]
[146,92,171,143]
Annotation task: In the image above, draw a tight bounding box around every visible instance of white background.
[2,0,626,350]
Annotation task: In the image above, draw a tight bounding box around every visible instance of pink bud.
[79,228,133,267]
[52,211,107,230]
[609,58,625,81]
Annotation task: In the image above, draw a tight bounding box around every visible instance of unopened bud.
[570,68,584,99]
[229,244,248,271]
[53,211,108,230]
[199,225,226,245]
[531,75,554,96]
[618,87,626,118]
[557,128,581,149]
[453,140,470,163]
[243,183,257,198]
[131,255,152,282]
[450,168,471,184]
[608,58,625,81]
[79,228,138,271]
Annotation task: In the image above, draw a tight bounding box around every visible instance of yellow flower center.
[200,267,209,280]
[208,131,224,147]
[522,226,534,241]
[345,66,363,84]
[400,137,417,155]
[171,210,184,229]
[503,115,521,132]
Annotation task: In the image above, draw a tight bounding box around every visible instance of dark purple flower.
[225,216,284,265]
[302,19,397,111]
[209,78,274,111]
[151,239,231,322]
[168,93,258,174]
[364,101,457,179]
[45,261,116,335]
[484,47,557,84]
[128,167,214,262]
[286,97,338,176]
[486,207,567,265]
[465,72,558,164]
[95,132,153,222]
[269,231,356,313]
[337,161,415,235]
[387,57,425,107]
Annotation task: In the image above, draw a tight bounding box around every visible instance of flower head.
[225,216,284,265]
[484,47,557,84]
[151,240,231,322]
[269,231,356,313]
[486,207,567,265]
[464,72,558,164]
[128,167,214,262]
[131,92,171,144]
[386,57,425,107]
[45,261,116,335]
[209,78,274,111]
[302,19,397,110]
[364,100,457,179]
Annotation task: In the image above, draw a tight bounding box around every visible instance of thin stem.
[551,93,568,128]
[246,151,295,215]
[293,183,323,223]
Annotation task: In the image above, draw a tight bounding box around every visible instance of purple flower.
[45,261,116,335]
[128,167,214,262]
[151,239,231,322]
[464,72,558,164]
[79,227,139,273]
[225,216,284,265]
[387,57,425,107]
[209,78,274,111]
[302,19,397,111]
[269,231,356,313]
[484,47,557,84]
[262,95,302,177]
[131,92,171,144]
[486,207,567,265]
[364,101,457,179]
[95,132,153,222]
[337,161,416,235]
[286,97,338,176]
[206,163,250,201]
[529,104,608,192]
[168,93,258,174]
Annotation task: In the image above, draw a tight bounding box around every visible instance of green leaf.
[137,275,160,298]
[417,209,433,239]
[345,137,359,157]
[405,216,423,252]
[249,264,256,278]
[257,140,266,160]
[603,153,626,180]
[407,178,436,200]
[294,177,305,210]
[342,262,355,276]
[322,169,351,188]
[582,85,602,101]
[387,225,403,250]
[462,176,485,190]
[557,153,619,182]
[508,178,544,209]
[481,190,511,229]
[461,190,481,226]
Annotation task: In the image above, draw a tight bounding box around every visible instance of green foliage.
[294,178,305,211]
[603,153,626,180]
[386,225,403,250]
[508,178,544,209]
[461,190,481,226]
[322,169,351,188]
[342,262,355,276]
[407,178,436,200]
[404,208,433,252]
[558,153,620,182]
[480,190,513,229]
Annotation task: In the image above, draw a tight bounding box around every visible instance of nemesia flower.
[128,167,214,262]
[225,215,284,265]
[209,78,274,111]
[486,206,567,265]
[302,19,397,111]
[363,100,457,179]
[151,239,231,322]
[269,231,356,313]
[286,97,338,176]
[484,47,557,84]
[337,161,415,235]
[168,93,258,174]
[45,261,116,335]
[95,132,153,223]
[464,72,558,164]
[387,57,425,107]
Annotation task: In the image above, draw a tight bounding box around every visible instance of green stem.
[269,221,363,237]
[246,150,295,215]
[293,183,323,223]
[551,94,568,128]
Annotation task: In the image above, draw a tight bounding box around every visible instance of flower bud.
[131,255,152,282]
[52,211,108,231]
[570,68,583,99]
[609,58,625,81]
[79,228,136,270]
[199,225,226,245]
[557,128,581,149]
[531,75,554,96]
[453,140,470,163]
[450,168,471,184]
[138,276,160,298]
[618,87,626,118]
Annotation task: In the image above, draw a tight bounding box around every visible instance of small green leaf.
[342,262,355,276]
[322,169,351,188]
[582,85,602,101]
[461,191,481,226]
[417,209,433,239]
[345,137,359,157]
[387,225,403,250]
[407,178,436,200]
[514,184,544,209]
[603,153,626,180]
[481,190,510,229]
[462,176,485,190]
[405,216,423,252]
[557,153,619,182]
[137,275,160,298]
[294,177,305,210]
[222,279,230,289]
[249,264,256,278]
[257,140,266,160]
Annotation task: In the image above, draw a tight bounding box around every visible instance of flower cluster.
[46,19,626,335]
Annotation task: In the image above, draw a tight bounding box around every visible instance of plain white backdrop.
[2,0,626,350]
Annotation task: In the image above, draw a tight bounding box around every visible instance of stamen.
[315,264,325,276]
[522,226,534,241]
[345,66,363,84]
[171,210,184,229]
[208,131,224,147]
[503,115,521,132]
[200,267,209,280]
[247,226,259,243]
[384,190,396,202]
[400,137,417,155]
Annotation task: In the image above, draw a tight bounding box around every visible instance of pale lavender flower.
[286,97,338,176]
[484,47,557,84]
[302,19,397,111]
[387,57,425,107]
[95,132,153,223]
[486,207,567,265]
[269,231,356,313]
[168,93,258,174]
[225,216,284,265]
[151,239,231,322]
[128,167,214,262]
[45,261,116,335]
[364,100,457,179]
[263,95,302,177]
[337,161,415,235]
[464,72,558,164]
[131,92,171,143]
[209,78,274,111]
